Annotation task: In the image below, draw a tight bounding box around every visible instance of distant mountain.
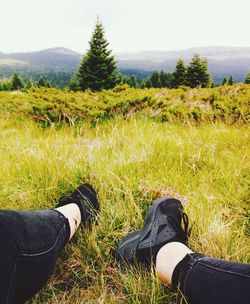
[0,46,250,84]
[117,47,250,83]
[0,48,82,87]
[0,47,81,71]
[118,47,250,60]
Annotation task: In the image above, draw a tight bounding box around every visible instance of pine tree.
[120,75,138,88]
[186,54,211,88]
[140,80,146,89]
[37,75,50,88]
[11,72,24,90]
[228,75,234,85]
[120,75,129,85]
[222,77,227,85]
[145,78,152,88]
[26,79,34,89]
[244,72,250,84]
[160,71,173,88]
[0,80,11,91]
[128,75,137,88]
[172,59,187,88]
[150,71,162,88]
[67,76,81,91]
[78,19,119,91]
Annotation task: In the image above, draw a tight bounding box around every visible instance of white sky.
[1,0,250,54]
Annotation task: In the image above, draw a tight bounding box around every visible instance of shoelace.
[182,212,189,237]
[169,211,193,241]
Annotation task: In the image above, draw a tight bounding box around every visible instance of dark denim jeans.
[1,209,249,304]
[173,253,250,304]
[0,209,70,304]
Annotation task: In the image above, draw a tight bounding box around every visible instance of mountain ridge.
[0,46,250,83]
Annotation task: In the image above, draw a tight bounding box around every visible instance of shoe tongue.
[164,204,182,223]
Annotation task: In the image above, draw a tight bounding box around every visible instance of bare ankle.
[56,203,81,240]
[156,242,193,286]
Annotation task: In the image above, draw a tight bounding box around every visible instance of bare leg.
[155,242,193,286]
[55,203,81,240]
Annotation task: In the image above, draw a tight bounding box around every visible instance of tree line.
[121,56,212,89]
[72,20,215,90]
[1,20,250,92]
[69,20,250,91]
[120,68,246,89]
[0,74,51,91]
[2,68,249,92]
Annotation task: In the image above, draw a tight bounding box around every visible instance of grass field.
[0,116,249,303]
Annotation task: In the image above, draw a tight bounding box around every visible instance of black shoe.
[116,197,189,266]
[56,184,100,226]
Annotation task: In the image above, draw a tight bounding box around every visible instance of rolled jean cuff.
[53,209,71,244]
[172,252,205,288]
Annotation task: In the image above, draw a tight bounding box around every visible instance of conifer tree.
[222,77,227,85]
[67,76,81,91]
[128,75,137,88]
[228,75,234,85]
[120,75,138,88]
[172,59,187,88]
[186,55,211,88]
[0,80,11,91]
[244,72,250,84]
[140,80,146,89]
[11,72,24,90]
[160,71,173,88]
[120,75,129,85]
[78,19,119,91]
[150,71,162,88]
[37,75,50,88]
[26,79,34,89]
[145,78,152,88]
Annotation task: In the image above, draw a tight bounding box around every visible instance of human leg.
[156,242,250,304]
[0,208,71,304]
[0,183,99,304]
[155,242,193,285]
[116,197,250,304]
[55,203,81,240]
[159,244,250,304]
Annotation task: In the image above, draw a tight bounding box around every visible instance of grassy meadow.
[0,85,249,303]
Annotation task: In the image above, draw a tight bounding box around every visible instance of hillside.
[0,47,250,84]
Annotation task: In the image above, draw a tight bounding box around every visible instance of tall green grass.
[0,117,249,303]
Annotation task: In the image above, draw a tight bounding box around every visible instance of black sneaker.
[116,197,189,265]
[56,184,100,226]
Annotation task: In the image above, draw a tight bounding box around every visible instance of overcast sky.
[1,0,250,54]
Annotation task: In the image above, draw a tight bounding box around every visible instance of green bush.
[0,84,249,126]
